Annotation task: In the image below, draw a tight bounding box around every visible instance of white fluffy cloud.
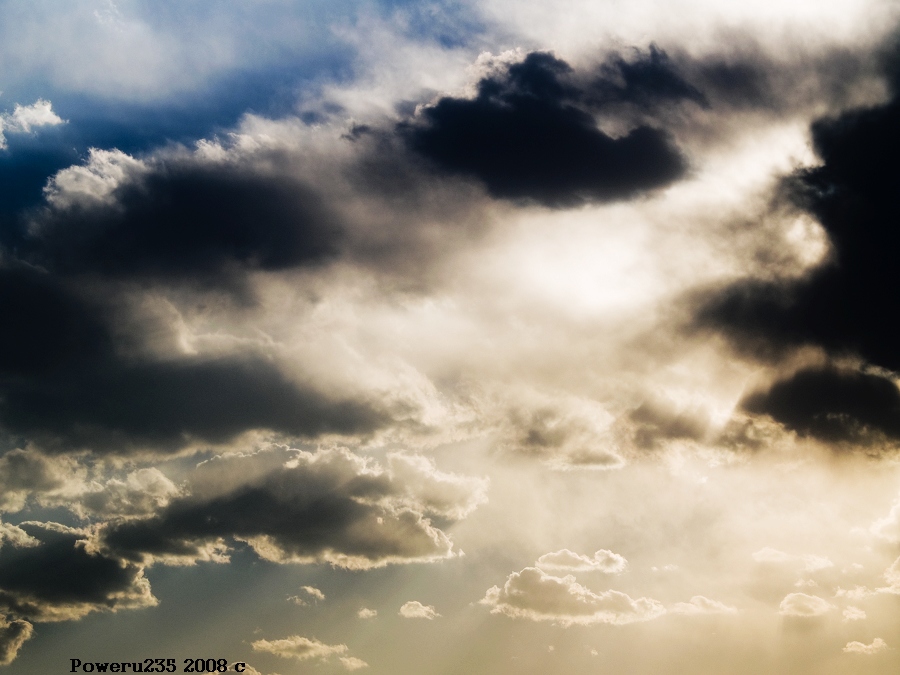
[535,549,627,573]
[843,638,888,655]
[777,593,833,618]
[399,601,440,619]
[480,567,665,626]
[250,635,347,661]
[0,99,64,149]
[339,656,369,671]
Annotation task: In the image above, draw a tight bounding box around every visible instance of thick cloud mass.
[699,81,900,371]
[742,367,900,443]
[30,158,343,285]
[403,52,687,206]
[100,448,483,569]
[0,266,111,378]
[0,522,155,622]
[0,355,385,453]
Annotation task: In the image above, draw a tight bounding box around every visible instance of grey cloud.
[1,354,386,454]
[99,447,481,569]
[29,152,343,289]
[0,521,155,622]
[401,51,688,207]
[741,367,900,445]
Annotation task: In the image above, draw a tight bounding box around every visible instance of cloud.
[0,448,75,512]
[399,601,440,619]
[100,446,480,568]
[0,353,386,454]
[0,521,156,622]
[480,567,665,626]
[30,150,344,286]
[741,368,900,445]
[250,635,347,661]
[357,608,377,619]
[0,617,33,666]
[777,593,833,618]
[535,549,627,573]
[402,51,687,207]
[696,73,900,373]
[842,606,866,622]
[288,586,325,606]
[752,547,834,572]
[843,638,888,655]
[0,100,64,149]
[498,396,624,470]
[339,656,369,671]
[669,596,737,615]
[871,494,900,544]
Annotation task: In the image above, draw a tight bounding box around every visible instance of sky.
[2,0,900,673]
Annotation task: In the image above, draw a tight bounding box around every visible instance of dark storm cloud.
[100,448,475,568]
[29,162,343,286]
[0,522,154,621]
[0,355,386,453]
[696,62,900,371]
[588,45,708,110]
[401,51,688,206]
[0,266,111,378]
[0,262,385,454]
[742,367,900,444]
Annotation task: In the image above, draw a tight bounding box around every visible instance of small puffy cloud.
[399,601,440,619]
[535,549,627,574]
[0,99,64,149]
[250,635,347,662]
[0,617,33,665]
[339,656,369,670]
[778,593,833,618]
[842,606,867,622]
[357,608,377,619]
[669,596,737,615]
[843,638,888,655]
[480,567,665,626]
[288,586,325,606]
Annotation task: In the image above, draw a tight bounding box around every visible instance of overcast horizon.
[2,1,900,673]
